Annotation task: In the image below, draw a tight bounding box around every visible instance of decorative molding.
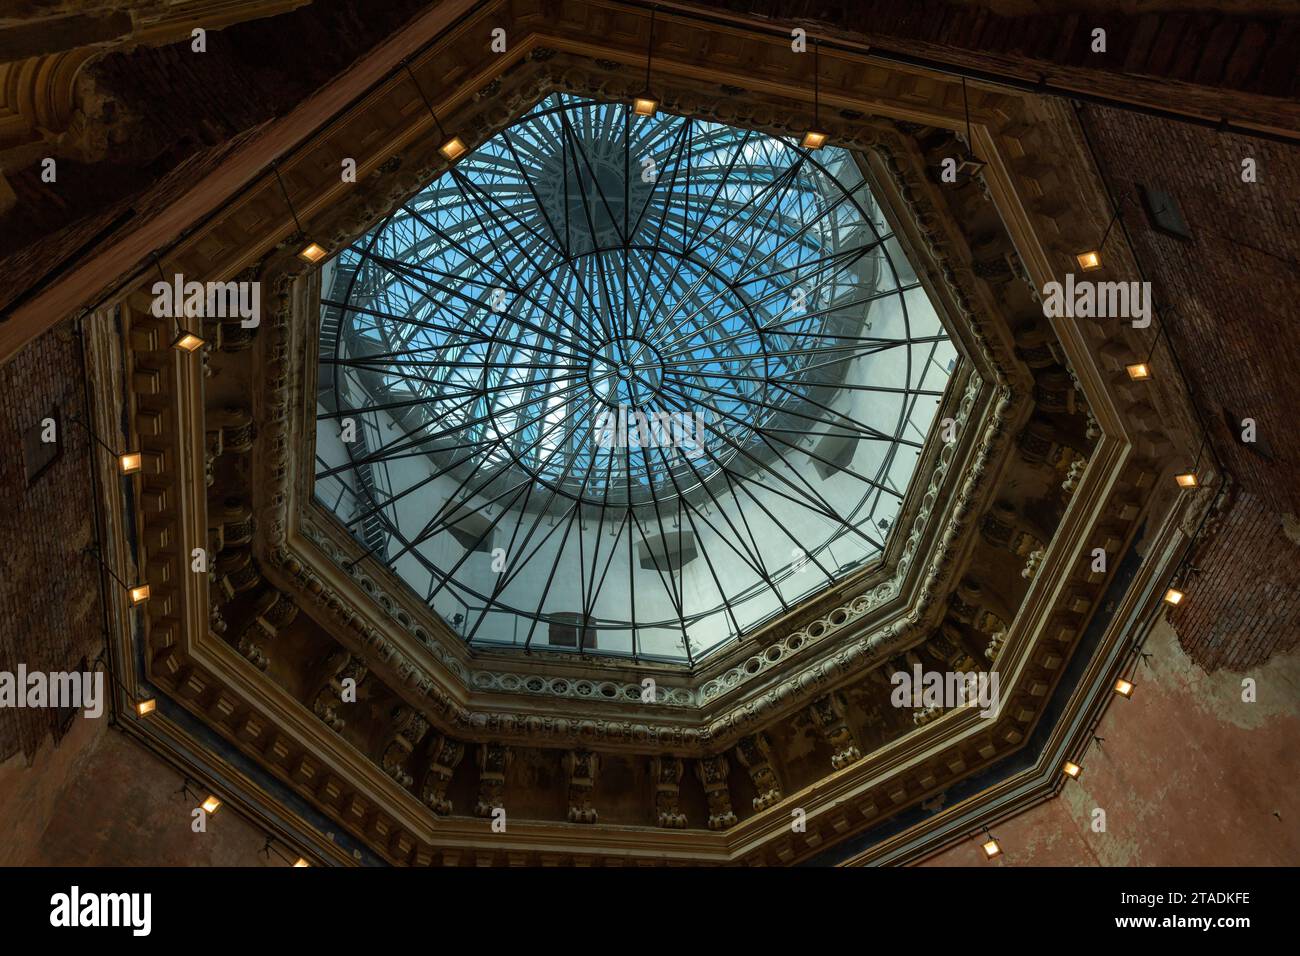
[73,0,1204,864]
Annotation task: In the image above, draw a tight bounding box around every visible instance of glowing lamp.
[439,137,467,161]
[171,331,205,353]
[1075,250,1102,272]
[1125,363,1150,381]
[297,242,327,264]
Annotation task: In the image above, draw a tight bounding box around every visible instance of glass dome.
[314,94,957,664]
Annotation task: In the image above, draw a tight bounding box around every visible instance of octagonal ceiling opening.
[312,93,958,665]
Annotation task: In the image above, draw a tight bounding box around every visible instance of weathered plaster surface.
[922,616,1300,866]
[1,717,272,866]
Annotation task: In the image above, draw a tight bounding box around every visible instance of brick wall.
[0,319,274,866]
[0,318,105,763]
[1078,105,1300,517]
[1073,104,1300,670]
[1169,488,1300,670]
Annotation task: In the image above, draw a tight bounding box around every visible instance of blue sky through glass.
[314,94,957,663]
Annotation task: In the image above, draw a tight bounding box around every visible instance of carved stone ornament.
[563,750,600,824]
[734,734,783,811]
[475,743,512,818]
[695,755,737,831]
[650,756,687,829]
[421,734,465,816]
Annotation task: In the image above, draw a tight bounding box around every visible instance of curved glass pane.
[315,94,957,664]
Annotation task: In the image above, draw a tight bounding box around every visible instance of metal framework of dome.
[315,94,957,664]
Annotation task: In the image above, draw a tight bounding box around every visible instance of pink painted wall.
[0,715,275,866]
[922,617,1300,866]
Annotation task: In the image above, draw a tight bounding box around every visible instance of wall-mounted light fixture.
[979,825,1003,860]
[1075,196,1132,273]
[404,62,470,164]
[634,7,660,117]
[955,77,987,175]
[271,164,327,266]
[84,545,150,607]
[1175,441,1206,489]
[802,39,827,150]
[154,257,206,352]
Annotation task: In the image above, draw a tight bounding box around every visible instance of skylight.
[314,94,956,664]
